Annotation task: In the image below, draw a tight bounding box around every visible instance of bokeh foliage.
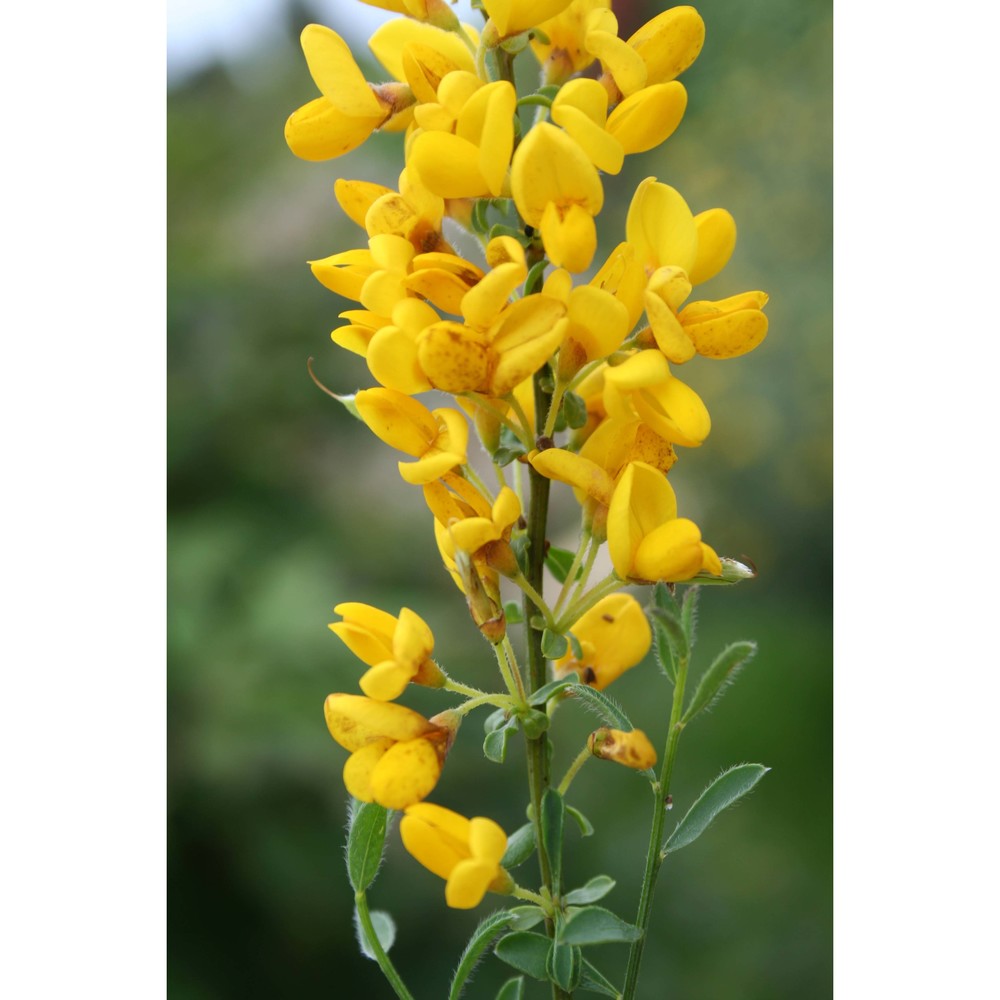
[168,0,831,995]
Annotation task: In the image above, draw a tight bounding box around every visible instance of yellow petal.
[473,82,517,197]
[418,322,491,394]
[462,261,527,328]
[589,727,657,769]
[634,376,711,447]
[628,6,705,85]
[369,737,442,809]
[681,305,769,360]
[483,0,576,36]
[587,25,647,96]
[359,660,412,701]
[689,209,737,286]
[625,177,697,274]
[335,179,395,229]
[329,621,395,668]
[400,807,467,880]
[645,290,696,364]
[355,387,439,455]
[286,97,382,162]
[342,740,393,801]
[566,285,630,361]
[405,268,473,315]
[300,25,382,115]
[606,462,678,579]
[540,202,598,274]
[446,859,495,908]
[530,449,614,506]
[606,81,687,155]
[492,487,522,531]
[633,517,705,581]
[592,242,646,331]
[368,18,476,82]
[324,693,437,748]
[409,131,488,198]
[394,607,435,664]
[490,296,568,395]
[556,592,651,689]
[367,326,433,394]
[700,542,723,576]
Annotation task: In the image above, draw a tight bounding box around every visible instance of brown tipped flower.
[588,726,657,770]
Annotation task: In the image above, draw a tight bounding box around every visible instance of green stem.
[493,640,525,702]
[621,655,690,999]
[522,371,571,1000]
[512,886,551,910]
[355,890,416,1000]
[556,571,621,631]
[542,376,569,440]
[512,570,556,629]
[500,635,528,703]
[557,744,592,796]
[462,393,533,451]
[505,391,535,446]
[451,692,516,718]
[553,529,596,618]
[461,463,495,503]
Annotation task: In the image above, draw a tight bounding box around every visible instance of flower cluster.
[289,0,768,917]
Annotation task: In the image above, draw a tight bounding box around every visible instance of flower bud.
[588,726,657,770]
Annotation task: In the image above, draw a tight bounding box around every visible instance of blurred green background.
[168,0,831,996]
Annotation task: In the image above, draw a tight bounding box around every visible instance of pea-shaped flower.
[607,461,722,582]
[589,726,658,770]
[400,803,514,908]
[554,593,651,689]
[329,602,445,700]
[324,694,457,809]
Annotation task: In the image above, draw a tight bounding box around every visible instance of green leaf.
[566,805,594,837]
[501,823,536,869]
[546,938,579,991]
[503,600,525,625]
[541,628,569,659]
[346,800,388,893]
[681,586,700,645]
[528,677,575,706]
[484,717,519,763]
[495,977,525,1000]
[563,683,633,730]
[560,906,642,946]
[524,259,549,297]
[564,875,615,905]
[507,906,546,931]
[579,958,621,997]
[540,789,565,888]
[562,390,588,429]
[354,907,396,960]
[545,546,581,584]
[665,763,770,853]
[484,708,510,733]
[510,534,530,576]
[494,932,551,980]
[449,911,516,1000]
[682,641,757,724]
[650,583,684,682]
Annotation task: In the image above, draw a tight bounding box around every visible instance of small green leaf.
[346,800,388,893]
[541,789,565,888]
[564,875,616,905]
[484,718,519,763]
[501,823,536,869]
[494,932,551,980]
[568,631,583,660]
[528,677,575,706]
[564,683,633,730]
[545,546,581,584]
[562,390,588,429]
[510,534,530,575]
[503,600,525,624]
[682,641,757,724]
[566,805,594,837]
[546,938,579,991]
[354,908,396,960]
[666,763,770,853]
[579,958,621,997]
[524,259,549,297]
[650,606,688,679]
[560,906,642,946]
[495,977,525,1000]
[681,586,700,645]
[507,906,545,931]
[449,911,516,1000]
[484,708,510,733]
[541,628,569,659]
[489,223,527,242]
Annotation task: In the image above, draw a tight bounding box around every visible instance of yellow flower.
[284,25,412,162]
[408,73,517,198]
[588,726,657,769]
[324,694,456,809]
[400,803,513,908]
[554,593,651,689]
[355,388,469,485]
[329,602,445,700]
[602,349,710,448]
[607,461,722,582]
[626,178,769,362]
[511,122,603,273]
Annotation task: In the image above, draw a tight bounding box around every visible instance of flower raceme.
[329,602,445,700]
[324,694,457,809]
[400,802,513,908]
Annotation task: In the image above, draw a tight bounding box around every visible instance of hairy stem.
[621,655,689,999]
[355,890,415,1000]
